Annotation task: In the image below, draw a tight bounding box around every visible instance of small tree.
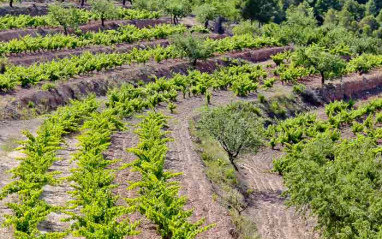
[48,4,84,35]
[198,102,264,171]
[163,0,192,24]
[171,33,213,66]
[294,45,346,85]
[241,0,279,26]
[193,3,218,28]
[89,0,116,27]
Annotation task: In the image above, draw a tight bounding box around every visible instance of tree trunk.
[192,58,197,67]
[229,155,239,171]
[122,0,126,6]
[0,64,6,74]
[204,20,209,29]
[320,71,325,86]
[63,26,68,35]
[101,16,105,27]
[214,16,224,34]
[9,0,13,8]
[81,0,85,7]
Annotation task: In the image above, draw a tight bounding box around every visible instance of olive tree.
[294,45,346,85]
[192,0,240,34]
[89,0,116,27]
[133,0,191,24]
[198,102,264,171]
[48,4,84,35]
[193,3,218,28]
[171,33,213,66]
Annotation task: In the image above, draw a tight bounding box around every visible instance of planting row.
[0,34,280,91]
[0,97,99,238]
[126,112,213,238]
[0,7,160,30]
[271,46,382,85]
[0,24,187,55]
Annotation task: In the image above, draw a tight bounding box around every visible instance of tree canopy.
[198,102,264,170]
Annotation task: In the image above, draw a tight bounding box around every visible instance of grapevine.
[0,34,280,91]
[0,96,99,238]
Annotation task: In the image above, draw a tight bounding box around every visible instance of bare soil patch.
[238,150,319,239]
[106,123,161,239]
[0,117,43,238]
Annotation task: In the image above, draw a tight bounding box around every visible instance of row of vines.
[106,61,275,117]
[271,47,382,85]
[0,34,280,91]
[126,112,213,238]
[0,24,187,55]
[0,97,99,238]
[0,8,160,30]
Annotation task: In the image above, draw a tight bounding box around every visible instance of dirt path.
[164,91,240,239]
[0,118,43,238]
[0,119,84,238]
[239,150,319,239]
[39,136,79,237]
[106,123,161,239]
[160,90,319,239]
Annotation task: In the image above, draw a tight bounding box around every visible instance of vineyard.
[0,0,382,239]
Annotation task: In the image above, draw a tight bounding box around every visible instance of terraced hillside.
[0,1,382,239]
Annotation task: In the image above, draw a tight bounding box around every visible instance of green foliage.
[293,45,346,85]
[271,51,291,66]
[66,108,140,238]
[232,20,261,36]
[171,33,213,66]
[193,3,218,27]
[0,24,186,55]
[0,7,157,31]
[48,4,85,35]
[198,102,264,170]
[89,0,116,27]
[41,83,56,91]
[0,34,279,91]
[231,77,258,97]
[258,93,266,103]
[167,102,177,113]
[269,98,382,238]
[127,112,214,238]
[133,0,191,24]
[347,54,382,74]
[262,77,277,89]
[241,0,280,24]
[106,62,269,118]
[278,64,309,84]
[292,84,306,94]
[0,97,99,238]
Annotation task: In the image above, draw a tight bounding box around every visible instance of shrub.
[171,33,213,66]
[232,20,261,36]
[41,83,56,91]
[198,102,264,170]
[292,84,306,94]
